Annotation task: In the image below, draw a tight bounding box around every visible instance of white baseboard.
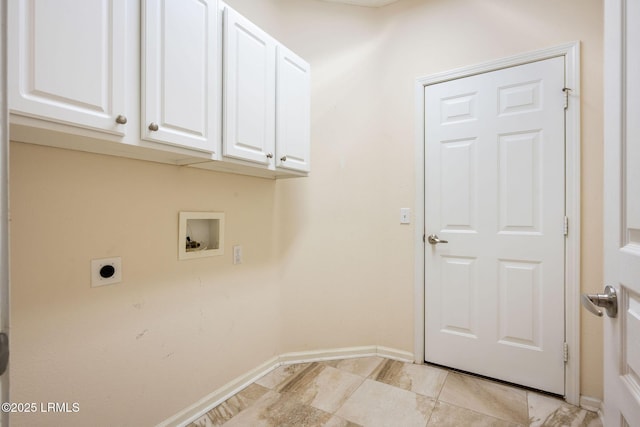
[579,395,602,412]
[156,355,280,427]
[580,395,604,421]
[376,346,414,362]
[157,346,415,427]
[278,345,379,365]
[279,345,413,365]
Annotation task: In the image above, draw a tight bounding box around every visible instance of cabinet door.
[223,7,276,166]
[276,46,311,173]
[142,0,219,153]
[8,0,127,135]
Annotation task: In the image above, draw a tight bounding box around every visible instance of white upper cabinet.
[221,4,311,174]
[142,0,220,154]
[8,0,128,135]
[276,46,311,173]
[222,6,277,166]
[8,0,310,178]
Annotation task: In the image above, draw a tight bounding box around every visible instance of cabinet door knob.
[280,155,287,162]
[266,153,274,159]
[115,115,127,125]
[148,122,159,132]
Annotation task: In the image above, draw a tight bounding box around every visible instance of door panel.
[425,57,566,394]
[440,256,477,338]
[498,131,541,233]
[498,260,541,349]
[440,139,477,231]
[604,0,640,424]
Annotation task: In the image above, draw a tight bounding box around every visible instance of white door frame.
[0,0,10,424]
[414,42,581,405]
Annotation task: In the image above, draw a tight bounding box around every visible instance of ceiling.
[319,0,401,7]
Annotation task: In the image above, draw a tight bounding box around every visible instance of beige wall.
[10,144,283,425]
[9,0,603,425]
[259,0,604,398]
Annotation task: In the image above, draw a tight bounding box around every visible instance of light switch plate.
[233,245,242,265]
[400,208,411,224]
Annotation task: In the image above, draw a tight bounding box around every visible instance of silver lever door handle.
[581,294,603,317]
[581,285,617,318]
[427,234,448,245]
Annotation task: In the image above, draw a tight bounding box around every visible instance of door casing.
[413,42,581,405]
[0,0,9,424]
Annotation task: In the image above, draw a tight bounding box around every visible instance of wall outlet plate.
[233,245,242,264]
[91,257,122,287]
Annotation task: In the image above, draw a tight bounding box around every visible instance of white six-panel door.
[604,0,640,425]
[425,57,566,394]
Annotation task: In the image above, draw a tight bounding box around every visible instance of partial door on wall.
[603,0,640,424]
[0,1,9,425]
[424,57,567,395]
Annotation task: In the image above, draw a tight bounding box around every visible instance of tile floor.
[188,357,602,427]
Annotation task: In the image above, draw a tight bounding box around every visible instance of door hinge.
[563,342,569,363]
[564,216,569,236]
[563,87,572,110]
